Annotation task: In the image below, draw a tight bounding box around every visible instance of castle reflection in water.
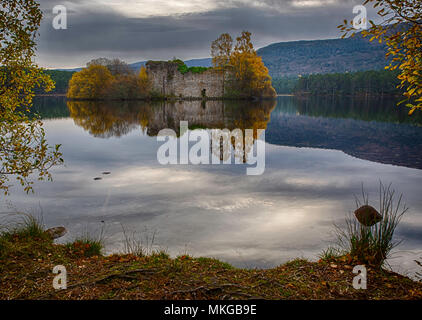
[33,95,422,170]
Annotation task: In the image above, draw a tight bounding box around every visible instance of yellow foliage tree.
[138,66,151,94]
[211,33,233,70]
[228,31,276,98]
[0,0,63,194]
[67,63,152,100]
[67,65,113,99]
[339,0,421,115]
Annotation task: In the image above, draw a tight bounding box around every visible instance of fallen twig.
[34,268,158,299]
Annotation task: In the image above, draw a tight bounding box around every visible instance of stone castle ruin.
[145,61,233,99]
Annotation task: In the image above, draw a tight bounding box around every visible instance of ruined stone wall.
[146,61,230,98]
[146,100,225,136]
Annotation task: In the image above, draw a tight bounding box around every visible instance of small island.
[66,32,276,101]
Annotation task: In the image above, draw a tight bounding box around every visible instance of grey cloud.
[35,0,374,68]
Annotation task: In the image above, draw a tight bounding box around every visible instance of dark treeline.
[35,70,75,94]
[294,70,402,96]
[271,70,402,96]
[271,76,298,94]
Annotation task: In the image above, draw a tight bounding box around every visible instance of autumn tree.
[339,0,422,114]
[67,64,113,99]
[0,0,63,194]
[106,66,151,100]
[68,61,151,100]
[138,66,151,94]
[211,33,233,69]
[234,31,255,54]
[228,31,276,98]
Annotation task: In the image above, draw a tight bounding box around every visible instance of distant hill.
[55,67,83,72]
[258,34,389,78]
[54,34,389,79]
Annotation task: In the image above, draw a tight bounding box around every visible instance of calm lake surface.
[4,96,422,278]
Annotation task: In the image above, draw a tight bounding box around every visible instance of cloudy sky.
[36,0,375,69]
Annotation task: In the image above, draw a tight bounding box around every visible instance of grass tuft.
[121,224,157,257]
[66,236,103,257]
[151,250,170,260]
[336,182,407,267]
[66,227,105,257]
[318,247,342,261]
[0,214,47,242]
[0,214,50,259]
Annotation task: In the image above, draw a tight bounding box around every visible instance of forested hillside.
[258,33,388,78]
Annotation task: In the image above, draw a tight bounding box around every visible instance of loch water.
[4,95,422,279]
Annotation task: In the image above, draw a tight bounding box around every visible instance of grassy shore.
[1,226,421,300]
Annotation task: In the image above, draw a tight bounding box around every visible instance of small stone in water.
[94,177,102,181]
